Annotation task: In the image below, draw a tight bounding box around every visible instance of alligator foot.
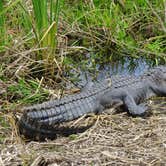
[127,104,149,117]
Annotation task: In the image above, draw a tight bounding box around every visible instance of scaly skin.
[18,66,166,140]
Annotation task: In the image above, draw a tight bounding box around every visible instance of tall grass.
[62,0,166,65]
[0,0,63,76]
[0,1,4,35]
[0,0,23,51]
[30,0,63,75]
[0,1,5,51]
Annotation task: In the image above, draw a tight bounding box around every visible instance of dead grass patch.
[0,98,165,166]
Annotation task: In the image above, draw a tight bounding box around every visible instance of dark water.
[67,58,152,89]
[96,59,149,80]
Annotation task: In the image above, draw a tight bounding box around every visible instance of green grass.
[0,0,165,105]
[62,0,166,64]
[0,0,6,51]
[1,0,64,76]
[7,79,49,105]
[21,0,64,75]
[1,1,166,67]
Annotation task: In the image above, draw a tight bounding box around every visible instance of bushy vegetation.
[0,0,166,105]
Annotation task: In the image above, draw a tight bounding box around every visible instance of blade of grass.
[0,1,6,51]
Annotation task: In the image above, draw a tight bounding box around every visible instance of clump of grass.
[7,79,49,105]
[20,0,64,76]
[31,0,60,74]
[1,0,64,77]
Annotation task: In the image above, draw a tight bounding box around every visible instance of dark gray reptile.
[18,66,166,140]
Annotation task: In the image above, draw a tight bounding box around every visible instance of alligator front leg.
[96,89,147,116]
[124,83,166,116]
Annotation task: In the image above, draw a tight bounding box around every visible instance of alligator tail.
[18,111,93,141]
[18,114,58,140]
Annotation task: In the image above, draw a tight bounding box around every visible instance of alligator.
[18,66,166,140]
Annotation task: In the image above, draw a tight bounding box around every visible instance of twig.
[30,156,45,166]
[101,151,148,164]
[0,156,5,166]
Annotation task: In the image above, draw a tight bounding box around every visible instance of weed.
[7,79,49,104]
[26,0,64,75]
[69,134,78,140]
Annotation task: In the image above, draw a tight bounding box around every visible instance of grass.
[0,0,64,75]
[7,79,49,105]
[0,0,165,115]
[0,0,6,51]
[21,0,64,76]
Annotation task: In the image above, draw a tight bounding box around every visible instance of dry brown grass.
[0,98,166,166]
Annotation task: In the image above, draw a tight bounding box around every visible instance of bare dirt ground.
[0,98,166,166]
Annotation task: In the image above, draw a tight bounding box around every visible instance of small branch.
[0,156,5,166]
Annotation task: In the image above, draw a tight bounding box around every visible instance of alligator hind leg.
[123,93,148,116]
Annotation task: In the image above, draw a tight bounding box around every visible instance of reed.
[0,1,5,51]
[31,0,63,75]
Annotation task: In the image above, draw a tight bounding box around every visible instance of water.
[66,58,151,89]
[96,58,150,80]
